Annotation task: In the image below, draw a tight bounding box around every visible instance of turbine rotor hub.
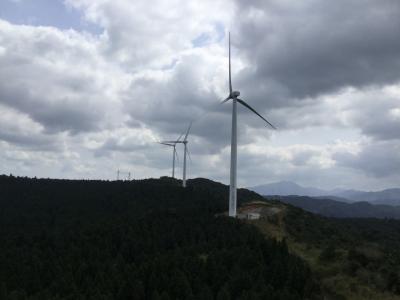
[231,91,240,98]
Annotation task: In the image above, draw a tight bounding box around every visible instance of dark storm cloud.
[233,0,400,103]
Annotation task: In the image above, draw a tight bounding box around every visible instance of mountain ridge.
[269,195,400,219]
[249,181,400,205]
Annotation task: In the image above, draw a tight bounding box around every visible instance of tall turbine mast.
[182,122,192,188]
[172,144,176,178]
[228,32,237,217]
[222,32,276,217]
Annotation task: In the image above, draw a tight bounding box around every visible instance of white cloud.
[66,0,232,70]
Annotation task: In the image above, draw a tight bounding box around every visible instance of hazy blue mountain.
[270,195,400,219]
[335,188,400,206]
[312,195,354,203]
[249,181,328,197]
[249,181,400,205]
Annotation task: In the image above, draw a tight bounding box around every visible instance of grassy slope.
[245,200,400,300]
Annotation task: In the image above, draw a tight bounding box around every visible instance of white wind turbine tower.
[159,141,179,178]
[181,123,192,188]
[222,32,276,217]
[162,123,192,187]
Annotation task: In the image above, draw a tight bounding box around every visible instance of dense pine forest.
[0,175,319,300]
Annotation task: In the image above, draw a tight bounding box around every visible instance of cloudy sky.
[1,0,400,190]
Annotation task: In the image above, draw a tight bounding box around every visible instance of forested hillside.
[250,201,400,299]
[0,175,319,300]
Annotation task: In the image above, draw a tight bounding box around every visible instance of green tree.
[196,285,213,300]
[151,291,161,300]
[160,291,170,300]
[169,271,193,300]
[216,286,230,300]
[0,282,7,300]
[319,244,337,261]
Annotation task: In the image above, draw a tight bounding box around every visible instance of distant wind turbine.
[162,122,192,187]
[222,32,276,217]
[159,141,179,178]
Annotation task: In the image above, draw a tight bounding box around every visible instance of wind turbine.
[159,141,179,178]
[161,123,192,187]
[222,32,276,217]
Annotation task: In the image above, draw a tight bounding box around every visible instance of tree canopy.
[0,175,319,299]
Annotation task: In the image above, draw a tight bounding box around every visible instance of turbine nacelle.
[231,91,240,98]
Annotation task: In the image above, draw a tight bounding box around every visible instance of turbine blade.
[229,32,232,94]
[186,147,192,163]
[221,96,231,104]
[162,140,180,144]
[160,142,173,146]
[176,132,184,142]
[174,147,179,163]
[237,98,277,129]
[184,122,192,141]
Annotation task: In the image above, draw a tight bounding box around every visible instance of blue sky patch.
[192,22,225,48]
[0,0,102,34]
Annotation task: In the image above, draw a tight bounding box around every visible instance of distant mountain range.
[249,181,327,197]
[249,181,400,206]
[335,189,400,206]
[270,195,400,219]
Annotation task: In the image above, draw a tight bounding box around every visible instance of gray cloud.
[345,90,400,141]
[124,53,227,140]
[334,140,400,177]
[0,126,59,151]
[0,20,123,135]
[0,104,63,151]
[234,0,400,103]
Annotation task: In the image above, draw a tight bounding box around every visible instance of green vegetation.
[252,201,400,299]
[0,175,319,299]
